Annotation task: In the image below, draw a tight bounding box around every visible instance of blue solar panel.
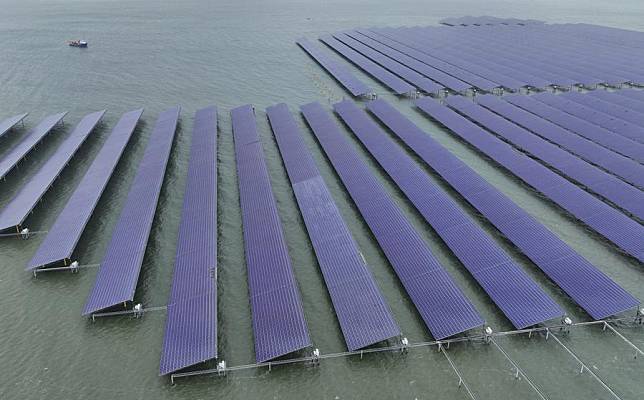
[0,110,104,233]
[231,104,311,363]
[160,106,217,375]
[27,109,143,270]
[342,31,472,93]
[332,32,444,94]
[335,100,563,329]
[300,101,484,339]
[475,95,644,190]
[353,29,497,92]
[562,91,644,128]
[372,27,526,91]
[367,100,639,319]
[319,35,415,95]
[444,96,644,220]
[533,93,644,145]
[367,99,639,320]
[614,88,644,103]
[588,90,644,115]
[296,37,372,97]
[0,113,28,139]
[82,106,180,316]
[0,112,67,180]
[504,95,644,164]
[416,98,644,263]
[266,103,400,350]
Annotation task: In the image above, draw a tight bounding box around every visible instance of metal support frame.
[545,328,623,400]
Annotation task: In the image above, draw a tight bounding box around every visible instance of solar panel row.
[354,29,497,92]
[504,95,644,164]
[160,106,218,375]
[372,28,526,91]
[533,93,644,146]
[231,104,311,363]
[332,32,444,94]
[415,98,644,263]
[334,100,563,329]
[296,37,372,97]
[0,112,67,181]
[0,113,28,139]
[589,89,644,116]
[266,103,401,350]
[342,30,472,93]
[444,96,644,220]
[319,35,415,95]
[83,106,180,316]
[0,110,105,233]
[27,109,143,270]
[367,99,639,320]
[563,91,644,128]
[300,101,485,340]
[319,23,644,92]
[475,95,644,190]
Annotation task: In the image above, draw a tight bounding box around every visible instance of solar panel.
[300,101,484,339]
[266,103,400,350]
[444,96,644,220]
[332,32,444,94]
[354,29,498,92]
[614,88,644,102]
[334,100,563,329]
[562,91,644,128]
[319,35,415,95]
[372,28,526,91]
[296,37,372,97]
[367,98,639,320]
[0,110,105,233]
[231,104,311,363]
[0,112,67,180]
[475,95,644,189]
[160,106,217,375]
[0,113,28,139]
[27,109,143,270]
[588,89,644,115]
[533,93,644,145]
[342,31,472,93]
[416,97,644,263]
[504,95,644,164]
[82,106,180,316]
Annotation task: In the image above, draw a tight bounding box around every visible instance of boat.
[67,40,88,48]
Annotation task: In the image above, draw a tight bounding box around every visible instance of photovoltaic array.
[231,104,311,363]
[301,101,485,339]
[0,112,67,181]
[0,110,104,232]
[27,109,143,270]
[416,97,644,263]
[0,113,28,139]
[334,100,563,329]
[160,106,218,375]
[266,103,401,350]
[83,106,180,316]
[299,22,644,98]
[367,99,639,320]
